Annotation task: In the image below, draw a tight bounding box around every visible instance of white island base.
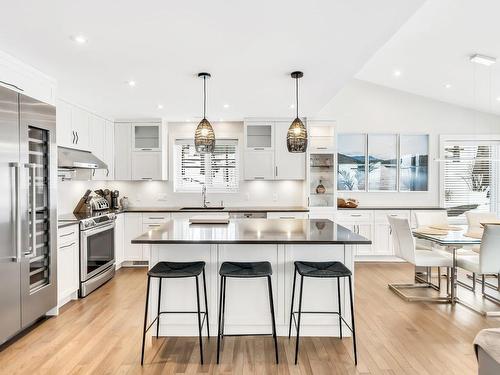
[146,243,355,337]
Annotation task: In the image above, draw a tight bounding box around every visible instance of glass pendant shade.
[195,118,215,153]
[194,72,215,153]
[287,71,307,153]
[287,117,308,152]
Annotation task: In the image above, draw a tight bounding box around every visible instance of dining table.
[412,225,490,314]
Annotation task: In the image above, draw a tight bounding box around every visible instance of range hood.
[58,146,107,169]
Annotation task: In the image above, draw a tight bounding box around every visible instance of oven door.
[80,222,115,282]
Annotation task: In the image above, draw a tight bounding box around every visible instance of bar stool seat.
[141,261,209,366]
[289,260,357,366]
[295,261,351,278]
[148,261,205,278]
[217,261,278,364]
[219,261,272,278]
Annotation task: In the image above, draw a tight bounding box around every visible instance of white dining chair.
[457,224,500,306]
[464,211,500,292]
[414,211,448,251]
[388,216,452,302]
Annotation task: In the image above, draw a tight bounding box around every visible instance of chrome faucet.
[202,184,209,208]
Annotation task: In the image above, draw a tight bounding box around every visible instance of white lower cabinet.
[123,213,171,263]
[114,214,124,268]
[123,213,145,261]
[267,211,308,219]
[57,224,79,307]
[334,209,427,260]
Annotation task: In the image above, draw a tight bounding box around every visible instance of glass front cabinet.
[306,120,336,217]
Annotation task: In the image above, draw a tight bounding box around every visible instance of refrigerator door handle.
[10,162,22,262]
[25,163,37,258]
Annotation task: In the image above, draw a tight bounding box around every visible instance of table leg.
[450,246,457,305]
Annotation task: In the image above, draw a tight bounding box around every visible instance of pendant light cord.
[203,76,207,119]
[295,77,299,118]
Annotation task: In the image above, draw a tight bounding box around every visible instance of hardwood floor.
[1,263,497,374]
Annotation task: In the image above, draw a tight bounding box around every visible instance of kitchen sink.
[180,206,225,210]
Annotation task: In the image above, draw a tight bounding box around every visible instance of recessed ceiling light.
[393,70,402,77]
[497,97,500,102]
[71,35,87,44]
[157,104,164,109]
[219,118,224,122]
[127,80,136,87]
[223,104,229,108]
[289,104,295,109]
[470,54,496,66]
[445,83,452,89]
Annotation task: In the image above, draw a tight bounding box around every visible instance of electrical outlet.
[272,192,278,202]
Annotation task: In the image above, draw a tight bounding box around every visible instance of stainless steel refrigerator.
[0,85,57,345]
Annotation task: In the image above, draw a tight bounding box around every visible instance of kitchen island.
[132,218,370,337]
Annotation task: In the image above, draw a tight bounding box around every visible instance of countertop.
[337,206,445,211]
[131,218,371,245]
[57,206,309,228]
[123,206,309,213]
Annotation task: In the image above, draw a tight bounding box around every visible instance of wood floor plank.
[0,263,496,374]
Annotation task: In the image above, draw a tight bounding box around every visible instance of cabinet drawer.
[374,210,410,224]
[143,223,164,231]
[58,224,78,245]
[334,210,373,222]
[267,212,308,219]
[142,213,171,224]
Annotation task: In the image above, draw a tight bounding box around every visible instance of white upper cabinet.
[114,120,167,181]
[114,122,132,180]
[243,151,275,180]
[71,106,90,151]
[244,122,274,150]
[274,121,305,180]
[56,100,91,151]
[243,119,305,180]
[131,152,162,180]
[103,120,115,180]
[132,123,162,151]
[307,120,336,152]
[0,49,56,105]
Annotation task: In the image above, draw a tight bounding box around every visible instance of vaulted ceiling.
[357,0,500,116]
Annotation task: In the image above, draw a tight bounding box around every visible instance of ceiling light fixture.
[223,104,229,108]
[157,104,164,109]
[445,83,452,89]
[496,97,500,102]
[289,104,295,109]
[194,72,215,153]
[286,71,307,153]
[393,70,402,77]
[470,54,496,66]
[72,35,87,44]
[127,80,136,87]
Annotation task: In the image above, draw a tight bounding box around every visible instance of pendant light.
[194,72,215,153]
[287,71,308,153]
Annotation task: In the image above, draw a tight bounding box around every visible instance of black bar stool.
[289,261,357,365]
[141,261,209,365]
[216,261,278,364]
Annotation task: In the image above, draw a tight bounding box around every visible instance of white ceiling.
[0,0,424,120]
[356,0,500,116]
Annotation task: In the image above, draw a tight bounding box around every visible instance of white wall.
[317,79,500,207]
[57,121,305,214]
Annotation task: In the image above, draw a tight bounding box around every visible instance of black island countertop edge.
[131,218,371,245]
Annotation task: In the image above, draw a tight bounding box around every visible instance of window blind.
[174,139,239,192]
[443,142,498,222]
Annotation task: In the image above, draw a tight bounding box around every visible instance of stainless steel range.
[79,212,116,297]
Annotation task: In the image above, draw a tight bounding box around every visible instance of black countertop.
[124,206,309,213]
[337,206,445,211]
[131,218,371,245]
